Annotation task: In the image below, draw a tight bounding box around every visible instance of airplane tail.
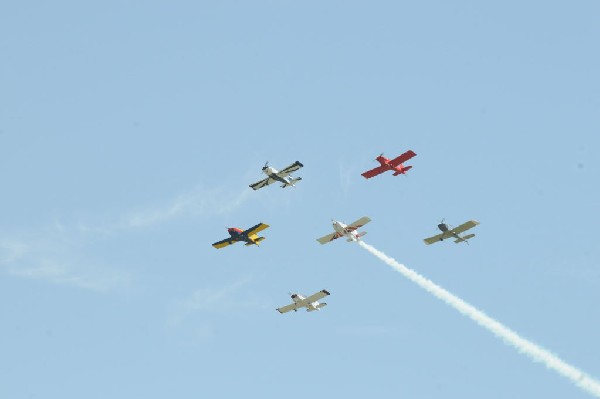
[281,177,302,188]
[347,231,367,242]
[454,233,475,244]
[246,236,266,246]
[307,303,327,312]
[393,166,412,176]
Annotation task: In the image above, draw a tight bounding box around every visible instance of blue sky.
[1,1,599,398]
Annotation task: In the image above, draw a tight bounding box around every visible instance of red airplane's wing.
[361,165,389,179]
[389,150,417,167]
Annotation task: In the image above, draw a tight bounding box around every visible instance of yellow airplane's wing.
[244,222,269,236]
[212,238,235,249]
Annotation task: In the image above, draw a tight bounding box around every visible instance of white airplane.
[316,217,371,244]
[249,161,303,190]
[276,289,330,313]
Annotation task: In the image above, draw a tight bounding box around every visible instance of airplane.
[249,161,304,190]
[361,150,417,179]
[423,219,480,245]
[276,289,330,313]
[212,222,270,249]
[316,217,371,244]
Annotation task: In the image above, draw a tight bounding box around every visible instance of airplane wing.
[212,238,235,249]
[244,222,270,236]
[249,177,276,190]
[277,161,303,177]
[276,302,300,314]
[303,289,330,304]
[423,233,445,245]
[450,220,480,235]
[346,216,371,231]
[316,231,343,244]
[361,165,388,179]
[389,150,417,167]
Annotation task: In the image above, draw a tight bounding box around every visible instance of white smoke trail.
[358,241,600,397]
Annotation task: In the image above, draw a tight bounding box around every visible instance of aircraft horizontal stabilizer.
[245,236,266,246]
[307,303,327,312]
[281,177,302,188]
[454,234,475,243]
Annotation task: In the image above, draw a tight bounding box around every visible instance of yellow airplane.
[212,223,269,249]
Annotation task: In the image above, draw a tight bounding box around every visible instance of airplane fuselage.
[332,221,360,241]
[437,223,463,242]
[290,293,321,311]
[227,227,257,245]
[262,166,295,187]
[375,155,410,176]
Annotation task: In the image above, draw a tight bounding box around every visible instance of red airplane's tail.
[393,166,412,176]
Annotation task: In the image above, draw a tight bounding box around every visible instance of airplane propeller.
[439,218,453,230]
[373,153,384,162]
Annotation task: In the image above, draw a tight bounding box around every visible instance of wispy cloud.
[166,277,270,342]
[168,276,269,321]
[73,185,252,235]
[0,183,253,292]
[338,159,357,199]
[121,186,252,229]
[0,236,131,292]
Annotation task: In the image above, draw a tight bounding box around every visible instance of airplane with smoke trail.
[316,217,371,244]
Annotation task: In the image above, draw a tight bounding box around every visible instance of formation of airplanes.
[212,152,480,314]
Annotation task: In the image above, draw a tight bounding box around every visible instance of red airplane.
[361,150,417,179]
